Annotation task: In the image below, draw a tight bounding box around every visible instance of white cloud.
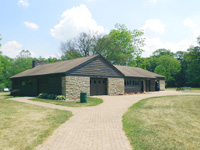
[1,41,23,58]
[184,18,196,28]
[50,4,104,40]
[150,0,158,3]
[18,0,29,7]
[142,37,196,57]
[194,29,200,38]
[142,19,165,34]
[43,53,61,59]
[24,22,39,30]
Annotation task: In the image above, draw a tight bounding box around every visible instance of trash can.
[80,92,87,103]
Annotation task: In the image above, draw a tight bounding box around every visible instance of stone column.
[61,77,66,96]
[159,80,165,91]
[65,76,90,99]
[143,80,146,92]
[107,78,124,95]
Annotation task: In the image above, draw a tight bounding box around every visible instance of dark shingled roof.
[11,54,165,79]
[10,55,98,78]
[114,65,165,79]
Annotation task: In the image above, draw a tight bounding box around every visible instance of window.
[39,78,48,84]
[14,80,18,86]
[27,79,32,85]
[99,80,101,84]
[94,80,96,84]
[132,80,135,85]
[21,81,26,86]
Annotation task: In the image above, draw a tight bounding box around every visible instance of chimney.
[32,60,46,68]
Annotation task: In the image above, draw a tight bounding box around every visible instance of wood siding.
[11,75,62,96]
[68,57,123,78]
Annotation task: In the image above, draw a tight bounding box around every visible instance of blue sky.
[0,0,200,58]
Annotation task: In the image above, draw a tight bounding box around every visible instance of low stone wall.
[63,76,90,99]
[108,78,124,95]
[160,80,165,91]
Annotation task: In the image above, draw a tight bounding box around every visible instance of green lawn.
[166,87,200,93]
[0,92,72,150]
[123,95,200,150]
[29,97,103,107]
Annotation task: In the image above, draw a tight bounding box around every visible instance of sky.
[0,0,200,58]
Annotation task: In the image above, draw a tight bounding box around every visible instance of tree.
[60,24,145,65]
[0,34,1,48]
[94,24,145,65]
[61,32,98,60]
[184,46,200,87]
[0,35,5,90]
[145,56,159,72]
[17,50,31,58]
[12,50,33,76]
[0,56,14,88]
[154,55,181,87]
[174,51,187,87]
[152,49,174,57]
[46,57,60,63]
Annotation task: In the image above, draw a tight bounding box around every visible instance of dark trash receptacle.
[80,92,87,103]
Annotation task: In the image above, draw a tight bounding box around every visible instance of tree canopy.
[0,27,200,90]
[61,24,145,65]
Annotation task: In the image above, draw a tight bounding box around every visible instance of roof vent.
[32,60,46,68]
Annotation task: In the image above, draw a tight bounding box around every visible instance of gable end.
[66,55,124,78]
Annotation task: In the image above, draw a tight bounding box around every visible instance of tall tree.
[174,51,187,87]
[184,45,200,87]
[12,50,33,75]
[152,49,175,57]
[154,55,181,87]
[94,24,145,65]
[61,32,98,60]
[0,35,5,91]
[60,24,145,65]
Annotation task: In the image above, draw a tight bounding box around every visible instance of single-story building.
[10,54,165,99]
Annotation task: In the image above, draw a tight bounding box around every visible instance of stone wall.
[160,80,165,91]
[107,78,124,95]
[63,76,90,100]
[61,77,66,96]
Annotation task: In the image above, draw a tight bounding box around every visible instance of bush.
[38,93,48,98]
[47,94,57,100]
[56,95,66,100]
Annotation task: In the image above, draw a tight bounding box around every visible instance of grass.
[0,92,72,150]
[28,97,103,107]
[166,87,200,93]
[123,95,200,150]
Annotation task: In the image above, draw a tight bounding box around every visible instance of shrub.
[38,93,48,98]
[47,94,57,100]
[56,95,66,100]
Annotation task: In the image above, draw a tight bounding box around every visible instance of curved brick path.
[10,91,199,150]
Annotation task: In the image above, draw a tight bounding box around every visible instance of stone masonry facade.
[62,76,124,99]
[107,78,124,95]
[62,76,164,99]
[160,80,165,91]
[62,76,90,100]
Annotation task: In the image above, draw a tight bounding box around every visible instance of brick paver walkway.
[10,91,198,150]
